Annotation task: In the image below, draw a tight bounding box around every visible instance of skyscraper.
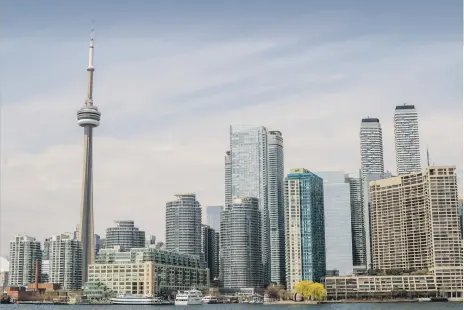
[228,125,285,285]
[360,118,384,180]
[105,220,145,250]
[9,235,42,287]
[229,125,269,283]
[206,206,222,231]
[77,26,101,283]
[345,171,366,271]
[315,171,353,276]
[165,193,202,257]
[267,131,286,285]
[285,169,325,291]
[201,225,217,282]
[394,104,421,175]
[49,232,83,290]
[220,197,262,289]
[370,166,463,297]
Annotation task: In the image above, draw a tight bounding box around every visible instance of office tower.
[267,131,286,285]
[360,118,384,180]
[77,27,101,283]
[201,225,217,282]
[285,169,325,291]
[394,104,421,175]
[94,234,105,258]
[345,172,366,271]
[9,235,42,286]
[225,151,232,206]
[370,166,463,297]
[49,232,83,290]
[105,220,145,250]
[165,193,202,257]
[220,197,262,289]
[206,206,222,231]
[145,234,156,247]
[316,171,353,276]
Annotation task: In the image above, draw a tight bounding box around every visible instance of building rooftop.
[395,103,415,110]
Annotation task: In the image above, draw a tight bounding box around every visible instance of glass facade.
[285,169,325,290]
[315,171,353,276]
[105,220,145,250]
[220,197,262,289]
[206,206,222,231]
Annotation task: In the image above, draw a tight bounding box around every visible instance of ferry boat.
[175,289,203,305]
[109,295,161,305]
[202,295,218,304]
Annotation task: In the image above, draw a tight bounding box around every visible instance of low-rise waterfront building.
[89,246,209,295]
[323,275,437,300]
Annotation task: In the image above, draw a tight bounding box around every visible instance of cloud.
[0,22,461,256]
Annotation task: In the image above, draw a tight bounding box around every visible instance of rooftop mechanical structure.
[77,24,101,284]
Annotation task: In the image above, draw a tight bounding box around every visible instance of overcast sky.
[0,0,462,257]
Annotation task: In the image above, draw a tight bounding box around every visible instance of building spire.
[86,21,95,105]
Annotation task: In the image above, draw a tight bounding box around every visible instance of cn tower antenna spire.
[86,21,95,105]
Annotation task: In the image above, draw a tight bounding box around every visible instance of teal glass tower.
[285,168,325,290]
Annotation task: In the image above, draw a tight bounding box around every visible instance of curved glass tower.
[77,27,101,283]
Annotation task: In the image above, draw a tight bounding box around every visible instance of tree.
[294,280,314,300]
[309,282,326,301]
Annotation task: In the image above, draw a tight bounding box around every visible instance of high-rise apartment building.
[267,131,286,285]
[394,104,421,175]
[345,171,366,271]
[165,193,202,257]
[201,225,217,282]
[9,235,42,287]
[49,232,83,290]
[316,171,353,276]
[459,199,463,239]
[228,125,285,285]
[370,166,463,297]
[105,220,145,250]
[214,231,220,281]
[220,197,262,289]
[285,169,325,291]
[43,238,51,260]
[360,118,384,180]
[206,206,222,231]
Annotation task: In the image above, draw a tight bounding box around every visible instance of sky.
[0,0,462,257]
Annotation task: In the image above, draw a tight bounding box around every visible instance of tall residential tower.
[394,104,421,175]
[360,118,384,180]
[77,26,101,283]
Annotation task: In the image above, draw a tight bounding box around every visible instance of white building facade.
[394,104,421,175]
[49,232,83,290]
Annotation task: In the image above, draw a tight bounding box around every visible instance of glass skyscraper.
[220,197,262,289]
[315,171,353,276]
[226,125,285,285]
[206,206,222,232]
[105,220,145,250]
[285,169,325,291]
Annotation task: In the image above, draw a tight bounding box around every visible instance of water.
[0,303,461,310]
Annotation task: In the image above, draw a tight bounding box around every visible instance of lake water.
[0,302,462,309]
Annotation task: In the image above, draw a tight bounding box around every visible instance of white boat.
[109,295,161,305]
[175,289,203,305]
[202,295,218,304]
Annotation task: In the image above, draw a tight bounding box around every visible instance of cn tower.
[77,25,101,284]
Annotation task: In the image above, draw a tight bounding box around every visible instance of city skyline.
[1,0,462,256]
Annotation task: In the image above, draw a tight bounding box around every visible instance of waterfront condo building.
[285,169,325,291]
[165,193,202,257]
[105,220,145,250]
[49,232,83,290]
[220,197,262,289]
[201,224,217,282]
[370,166,463,297]
[394,104,421,175]
[9,235,42,287]
[227,125,285,285]
[315,171,353,276]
